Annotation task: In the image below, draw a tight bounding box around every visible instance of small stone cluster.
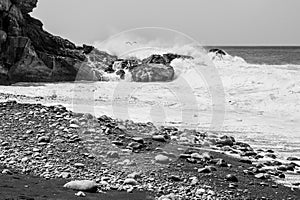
[0,101,300,199]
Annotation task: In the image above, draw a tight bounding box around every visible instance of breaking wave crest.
[85,41,250,83]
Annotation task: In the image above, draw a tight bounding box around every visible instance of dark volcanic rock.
[143,53,192,65]
[130,63,174,82]
[209,48,227,56]
[0,0,103,84]
[142,54,167,65]
[10,0,38,14]
[162,53,193,63]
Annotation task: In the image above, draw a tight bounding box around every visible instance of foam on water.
[0,44,299,161]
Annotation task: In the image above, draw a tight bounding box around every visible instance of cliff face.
[0,0,96,85]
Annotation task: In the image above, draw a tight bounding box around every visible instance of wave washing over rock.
[0,0,249,85]
[0,0,208,85]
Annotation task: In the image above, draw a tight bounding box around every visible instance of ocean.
[208,46,300,65]
[0,45,299,165]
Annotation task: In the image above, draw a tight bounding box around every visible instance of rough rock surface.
[0,0,98,84]
[131,63,175,82]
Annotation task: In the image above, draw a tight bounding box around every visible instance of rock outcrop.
[208,48,227,56]
[0,0,98,85]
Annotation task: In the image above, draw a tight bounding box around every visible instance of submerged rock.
[208,48,227,56]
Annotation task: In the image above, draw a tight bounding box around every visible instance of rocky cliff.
[0,0,192,85]
[0,0,98,85]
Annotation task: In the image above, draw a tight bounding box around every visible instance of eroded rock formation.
[0,0,97,84]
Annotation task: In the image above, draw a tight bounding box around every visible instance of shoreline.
[0,100,300,199]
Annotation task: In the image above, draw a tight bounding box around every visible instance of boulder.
[130,63,174,82]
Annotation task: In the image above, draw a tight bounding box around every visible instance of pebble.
[216,137,234,146]
[158,193,178,200]
[132,137,144,144]
[2,169,13,175]
[127,172,141,179]
[74,163,85,168]
[106,151,120,159]
[124,178,138,185]
[64,180,97,192]
[169,175,182,182]
[38,136,50,143]
[190,176,199,185]
[155,154,170,164]
[216,159,228,167]
[70,124,80,129]
[75,191,86,197]
[198,167,212,173]
[60,172,71,179]
[229,183,238,188]
[152,135,168,142]
[190,153,202,160]
[225,174,238,182]
[32,148,40,152]
[196,188,206,195]
[287,156,300,161]
[255,173,268,180]
[239,159,252,164]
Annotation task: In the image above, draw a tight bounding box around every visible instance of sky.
[32,0,300,46]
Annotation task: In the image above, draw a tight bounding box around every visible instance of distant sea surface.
[206,46,300,65]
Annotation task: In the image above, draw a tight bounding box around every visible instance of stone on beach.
[38,136,50,143]
[75,191,86,197]
[225,174,238,182]
[63,180,97,192]
[2,169,13,175]
[155,154,170,164]
[0,101,299,199]
[106,151,120,159]
[152,135,168,142]
[124,178,138,185]
[287,157,300,161]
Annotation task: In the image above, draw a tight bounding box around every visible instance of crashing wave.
[82,45,250,82]
[207,48,247,66]
[85,49,194,82]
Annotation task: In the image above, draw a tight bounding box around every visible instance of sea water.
[0,46,299,161]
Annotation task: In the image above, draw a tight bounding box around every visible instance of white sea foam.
[0,44,299,159]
